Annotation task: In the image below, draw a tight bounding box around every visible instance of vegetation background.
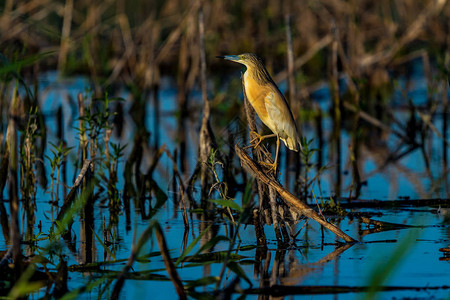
[0,0,449,299]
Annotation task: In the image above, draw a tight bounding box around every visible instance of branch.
[235,145,357,243]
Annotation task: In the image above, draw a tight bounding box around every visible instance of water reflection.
[1,62,450,299]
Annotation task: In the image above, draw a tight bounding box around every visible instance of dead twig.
[57,0,73,72]
[274,34,333,84]
[359,0,448,68]
[56,159,92,221]
[343,101,414,144]
[197,2,216,200]
[147,144,166,176]
[179,186,189,229]
[154,222,186,299]
[163,148,193,205]
[416,110,450,147]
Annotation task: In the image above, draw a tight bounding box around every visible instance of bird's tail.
[281,136,302,152]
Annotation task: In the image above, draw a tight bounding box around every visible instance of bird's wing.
[264,91,283,131]
[264,91,301,151]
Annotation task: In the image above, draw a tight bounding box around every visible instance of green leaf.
[186,236,230,263]
[7,265,43,298]
[174,224,212,266]
[227,261,251,286]
[59,277,108,300]
[209,199,242,213]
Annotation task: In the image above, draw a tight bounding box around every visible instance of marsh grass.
[0,0,449,298]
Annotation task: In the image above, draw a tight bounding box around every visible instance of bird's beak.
[216,55,241,62]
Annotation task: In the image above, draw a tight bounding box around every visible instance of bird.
[217,53,302,173]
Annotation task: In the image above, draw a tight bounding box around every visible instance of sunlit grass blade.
[7,265,44,299]
[226,261,251,286]
[364,229,421,299]
[174,224,212,266]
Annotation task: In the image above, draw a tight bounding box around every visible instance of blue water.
[1,61,450,298]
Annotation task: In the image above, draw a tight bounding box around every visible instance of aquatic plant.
[0,1,449,299]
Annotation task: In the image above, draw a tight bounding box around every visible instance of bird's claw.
[259,161,279,174]
[250,131,264,149]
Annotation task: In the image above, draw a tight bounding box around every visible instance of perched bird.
[217,53,302,172]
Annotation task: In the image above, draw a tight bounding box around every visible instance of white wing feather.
[264,91,301,151]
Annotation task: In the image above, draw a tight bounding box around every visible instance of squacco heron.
[217,53,302,173]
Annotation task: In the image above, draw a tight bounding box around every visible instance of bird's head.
[216,53,264,69]
[217,53,272,84]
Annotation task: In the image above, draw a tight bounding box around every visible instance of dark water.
[1,60,450,299]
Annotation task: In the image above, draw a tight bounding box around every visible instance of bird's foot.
[259,160,278,174]
[249,131,265,149]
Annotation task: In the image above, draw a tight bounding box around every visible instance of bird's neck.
[245,65,273,86]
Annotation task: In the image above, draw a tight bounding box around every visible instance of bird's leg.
[274,136,280,173]
[260,135,280,174]
[249,131,277,149]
